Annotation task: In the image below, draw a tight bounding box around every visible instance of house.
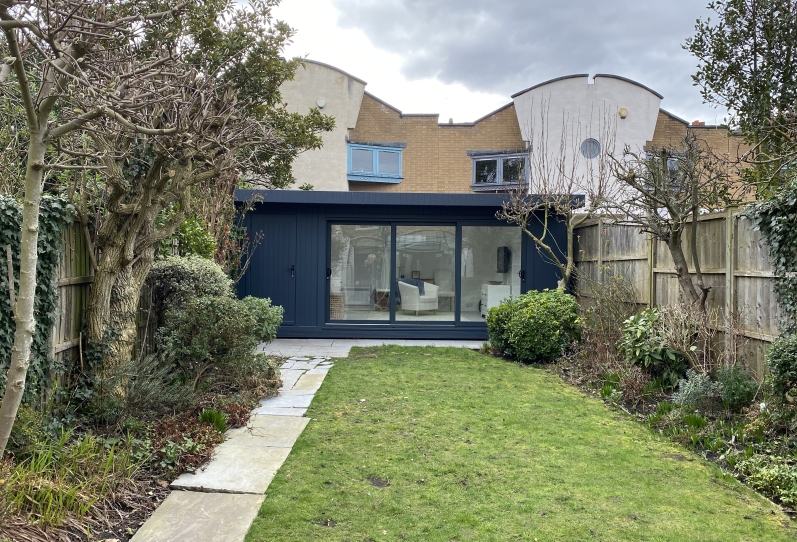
[281,60,747,194]
[238,61,745,339]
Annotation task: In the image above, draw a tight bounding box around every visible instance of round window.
[580,138,601,159]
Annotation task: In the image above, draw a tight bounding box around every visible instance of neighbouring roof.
[299,59,368,86]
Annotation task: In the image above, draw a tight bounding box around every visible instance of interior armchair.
[398,280,439,315]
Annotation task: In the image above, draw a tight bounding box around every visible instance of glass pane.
[502,157,525,184]
[474,159,497,184]
[378,151,400,175]
[396,226,455,322]
[351,149,373,173]
[330,224,391,321]
[461,226,522,322]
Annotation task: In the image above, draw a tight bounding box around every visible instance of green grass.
[246,347,795,541]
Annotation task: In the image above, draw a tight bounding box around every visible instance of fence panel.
[574,209,782,378]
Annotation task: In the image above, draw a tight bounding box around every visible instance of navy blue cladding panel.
[249,214,297,325]
[238,194,568,338]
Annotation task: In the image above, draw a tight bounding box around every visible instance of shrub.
[736,454,797,507]
[620,366,650,407]
[240,296,284,344]
[157,296,283,392]
[148,255,234,326]
[617,308,688,387]
[715,365,758,412]
[487,289,580,363]
[159,216,218,259]
[672,369,720,412]
[768,332,797,402]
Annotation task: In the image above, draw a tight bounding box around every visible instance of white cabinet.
[480,284,511,317]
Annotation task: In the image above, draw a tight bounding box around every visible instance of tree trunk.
[86,245,155,372]
[666,229,701,305]
[0,131,46,457]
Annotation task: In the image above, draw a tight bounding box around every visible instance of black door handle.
[290,265,295,278]
[326,267,332,279]
[518,269,526,282]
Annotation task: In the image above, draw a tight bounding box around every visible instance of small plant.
[767,332,797,402]
[199,409,228,434]
[736,454,797,507]
[486,289,581,363]
[683,413,708,430]
[715,365,758,412]
[617,309,688,387]
[672,369,721,413]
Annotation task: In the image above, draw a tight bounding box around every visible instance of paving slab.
[131,491,264,542]
[306,367,331,375]
[259,390,315,408]
[171,442,291,494]
[292,373,326,392]
[278,369,305,390]
[289,361,313,371]
[224,417,309,449]
[252,406,307,417]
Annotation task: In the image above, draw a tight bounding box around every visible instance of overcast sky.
[273,0,727,125]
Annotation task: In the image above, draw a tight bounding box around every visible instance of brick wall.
[348,94,526,193]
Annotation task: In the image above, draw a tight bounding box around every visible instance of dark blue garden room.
[235,190,565,340]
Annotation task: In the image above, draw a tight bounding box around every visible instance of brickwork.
[348,94,526,193]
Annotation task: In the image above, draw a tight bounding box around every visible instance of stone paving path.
[130,356,332,542]
[131,340,481,542]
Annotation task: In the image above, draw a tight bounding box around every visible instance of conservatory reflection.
[329,224,521,323]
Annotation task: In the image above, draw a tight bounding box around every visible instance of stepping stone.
[280,361,294,369]
[293,357,310,361]
[290,362,313,370]
[171,442,291,494]
[292,373,326,393]
[253,407,307,417]
[131,491,264,542]
[278,369,304,390]
[259,391,314,408]
[224,416,309,448]
[306,367,330,375]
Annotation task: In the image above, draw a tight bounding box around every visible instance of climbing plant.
[746,179,797,331]
[0,195,74,404]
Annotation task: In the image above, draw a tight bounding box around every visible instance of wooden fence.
[52,224,155,368]
[574,208,782,377]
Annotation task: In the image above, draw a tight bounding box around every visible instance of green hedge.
[486,289,581,363]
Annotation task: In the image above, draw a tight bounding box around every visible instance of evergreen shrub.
[486,289,580,363]
[148,255,234,326]
[767,332,797,402]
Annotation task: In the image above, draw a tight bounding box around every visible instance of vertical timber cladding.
[573,211,781,378]
[236,190,564,339]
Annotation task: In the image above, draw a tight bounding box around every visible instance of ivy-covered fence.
[0,195,75,405]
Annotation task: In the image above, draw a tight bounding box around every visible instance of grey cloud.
[333,0,725,123]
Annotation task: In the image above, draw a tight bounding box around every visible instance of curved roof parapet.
[511,74,589,98]
[299,58,368,86]
[592,74,663,99]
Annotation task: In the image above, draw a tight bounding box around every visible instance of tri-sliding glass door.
[328,222,521,324]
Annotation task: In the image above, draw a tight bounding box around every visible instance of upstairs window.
[471,152,528,190]
[348,143,404,183]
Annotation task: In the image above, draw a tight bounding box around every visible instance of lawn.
[246,347,795,541]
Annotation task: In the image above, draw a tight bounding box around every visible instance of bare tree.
[498,100,620,290]
[611,133,741,311]
[0,0,193,456]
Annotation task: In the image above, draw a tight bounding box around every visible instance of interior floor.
[332,307,483,322]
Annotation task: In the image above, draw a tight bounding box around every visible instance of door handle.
[290,265,295,278]
[518,269,526,282]
[326,268,332,280]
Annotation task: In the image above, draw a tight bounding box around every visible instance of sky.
[272,0,728,125]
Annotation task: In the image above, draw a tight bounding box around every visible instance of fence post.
[596,218,604,284]
[725,207,736,318]
[647,233,656,308]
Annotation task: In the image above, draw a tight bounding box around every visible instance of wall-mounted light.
[316,97,326,109]
[618,107,628,119]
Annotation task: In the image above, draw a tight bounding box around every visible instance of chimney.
[692,120,706,126]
